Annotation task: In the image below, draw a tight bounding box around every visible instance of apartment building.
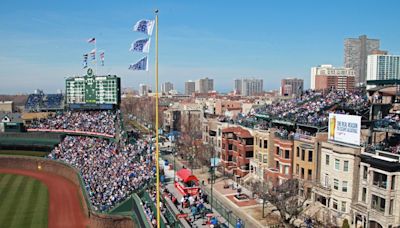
[313,141,361,225]
[221,127,254,177]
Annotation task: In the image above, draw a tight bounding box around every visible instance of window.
[308,169,312,181]
[263,155,268,163]
[259,139,262,148]
[335,159,340,170]
[363,166,368,180]
[326,154,330,165]
[276,147,279,155]
[263,140,268,149]
[297,147,300,157]
[341,201,346,212]
[373,172,388,189]
[301,168,304,179]
[343,161,349,172]
[391,176,395,190]
[332,199,338,210]
[284,150,290,159]
[324,174,329,188]
[301,149,305,161]
[308,150,313,162]
[296,164,299,175]
[362,188,366,202]
[334,179,339,190]
[342,181,348,192]
[389,199,393,215]
[284,166,289,175]
[371,195,386,213]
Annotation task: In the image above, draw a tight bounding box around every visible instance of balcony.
[314,183,331,196]
[373,181,387,189]
[274,132,294,141]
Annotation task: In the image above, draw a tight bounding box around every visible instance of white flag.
[129,38,151,53]
[128,56,148,71]
[133,19,155,36]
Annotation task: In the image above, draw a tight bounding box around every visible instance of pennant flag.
[133,19,155,36]
[83,54,88,68]
[87,37,96,43]
[100,52,105,66]
[128,56,148,71]
[129,38,151,53]
[90,49,96,60]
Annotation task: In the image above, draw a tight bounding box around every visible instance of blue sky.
[0,0,399,94]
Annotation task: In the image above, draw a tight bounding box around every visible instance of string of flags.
[82,37,105,69]
[129,19,154,71]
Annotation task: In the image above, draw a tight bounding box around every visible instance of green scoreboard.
[65,68,121,110]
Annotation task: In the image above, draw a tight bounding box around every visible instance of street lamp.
[226,210,232,227]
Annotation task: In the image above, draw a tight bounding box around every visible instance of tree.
[265,179,309,227]
[250,180,269,218]
[342,219,350,228]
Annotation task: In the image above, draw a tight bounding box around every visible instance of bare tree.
[266,179,309,227]
[250,180,269,218]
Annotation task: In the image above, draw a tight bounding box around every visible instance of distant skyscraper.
[234,78,263,96]
[161,82,174,94]
[281,78,303,97]
[195,77,214,93]
[344,35,380,86]
[185,81,196,95]
[234,79,242,94]
[139,84,149,96]
[367,54,400,83]
[311,64,355,91]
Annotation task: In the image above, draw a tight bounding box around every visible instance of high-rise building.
[139,84,149,96]
[367,54,400,83]
[311,64,355,91]
[184,81,195,95]
[161,82,174,94]
[234,79,242,94]
[280,78,303,97]
[195,77,214,93]
[234,78,263,96]
[344,35,380,85]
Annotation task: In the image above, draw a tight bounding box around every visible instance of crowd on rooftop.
[28,110,117,136]
[374,114,400,131]
[251,90,369,127]
[25,93,64,111]
[49,135,155,211]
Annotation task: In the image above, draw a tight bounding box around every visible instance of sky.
[0,0,399,94]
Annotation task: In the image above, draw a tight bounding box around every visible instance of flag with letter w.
[128,56,148,71]
[133,19,155,36]
[129,38,151,53]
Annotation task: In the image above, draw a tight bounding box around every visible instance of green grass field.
[0,150,49,157]
[0,173,49,228]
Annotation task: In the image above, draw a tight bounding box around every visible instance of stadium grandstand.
[25,90,64,112]
[237,89,370,133]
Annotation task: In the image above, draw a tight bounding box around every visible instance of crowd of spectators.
[251,90,369,127]
[25,93,64,111]
[49,135,155,211]
[28,110,117,136]
[374,114,400,131]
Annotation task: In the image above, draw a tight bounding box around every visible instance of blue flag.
[128,56,148,71]
[129,38,151,53]
[133,19,155,36]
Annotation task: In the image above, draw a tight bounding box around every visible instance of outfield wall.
[0,156,135,228]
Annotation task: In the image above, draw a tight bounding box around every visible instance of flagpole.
[154,9,161,228]
[95,40,98,75]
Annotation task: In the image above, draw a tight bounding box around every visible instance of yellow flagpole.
[154,9,161,228]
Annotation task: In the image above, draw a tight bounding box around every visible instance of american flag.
[87,37,96,43]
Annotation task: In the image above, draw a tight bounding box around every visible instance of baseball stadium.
[0,69,177,228]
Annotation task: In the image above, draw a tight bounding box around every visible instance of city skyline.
[1,0,400,94]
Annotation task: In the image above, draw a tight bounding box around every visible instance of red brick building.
[221,127,254,177]
[264,131,294,186]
